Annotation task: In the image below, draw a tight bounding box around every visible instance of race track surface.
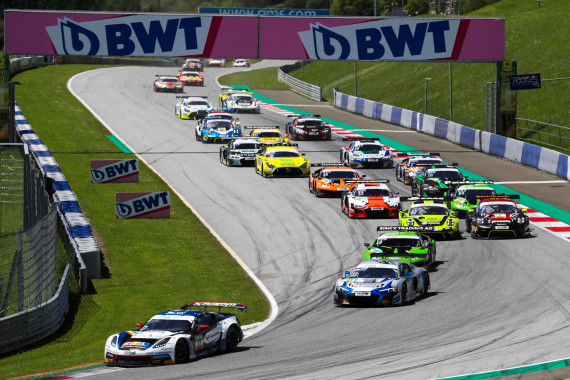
[69,63,570,380]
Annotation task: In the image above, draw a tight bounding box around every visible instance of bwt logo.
[116,192,170,219]
[298,19,460,61]
[91,159,139,183]
[45,15,213,56]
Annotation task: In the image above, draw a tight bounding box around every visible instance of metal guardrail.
[0,264,70,355]
[516,118,570,154]
[278,62,322,102]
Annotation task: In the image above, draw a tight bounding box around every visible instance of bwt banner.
[4,10,504,61]
[91,159,139,183]
[116,192,171,219]
[199,7,330,16]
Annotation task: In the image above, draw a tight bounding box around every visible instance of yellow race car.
[245,126,289,145]
[255,144,310,177]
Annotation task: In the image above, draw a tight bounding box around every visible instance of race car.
[232,59,250,67]
[153,75,183,93]
[411,164,466,197]
[104,302,246,366]
[177,71,204,86]
[465,195,530,239]
[207,58,225,67]
[286,114,332,141]
[219,137,263,166]
[395,153,443,185]
[363,226,437,269]
[175,96,212,120]
[244,126,288,145]
[195,111,241,143]
[255,144,310,177]
[340,138,393,168]
[309,163,365,197]
[399,198,461,239]
[223,92,260,114]
[341,179,400,218]
[334,259,429,307]
[182,59,203,71]
[447,181,496,218]
[219,88,253,108]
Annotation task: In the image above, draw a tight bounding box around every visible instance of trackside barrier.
[15,103,100,291]
[0,265,70,355]
[278,62,322,101]
[333,89,570,181]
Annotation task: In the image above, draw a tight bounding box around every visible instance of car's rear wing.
[310,163,352,167]
[345,179,389,184]
[181,302,247,313]
[243,126,280,130]
[176,95,207,99]
[472,194,520,201]
[445,180,494,186]
[377,226,436,232]
[155,74,179,77]
[394,152,440,157]
[342,137,381,142]
[400,196,453,202]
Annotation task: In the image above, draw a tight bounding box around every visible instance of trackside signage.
[116,192,170,219]
[91,159,139,183]
[4,10,504,61]
[199,7,330,16]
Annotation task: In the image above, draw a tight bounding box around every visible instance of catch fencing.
[278,62,322,101]
[516,118,570,155]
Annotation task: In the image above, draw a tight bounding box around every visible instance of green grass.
[0,65,269,379]
[219,67,290,90]
[278,0,569,139]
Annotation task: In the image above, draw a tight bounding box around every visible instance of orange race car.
[178,70,204,86]
[308,163,366,197]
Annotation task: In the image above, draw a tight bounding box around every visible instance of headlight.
[517,217,526,224]
[380,288,398,294]
[153,337,171,348]
[300,162,309,170]
[338,286,351,293]
[111,335,118,347]
[477,217,486,224]
[447,219,455,226]
[353,202,367,209]
[266,162,275,169]
[406,219,414,226]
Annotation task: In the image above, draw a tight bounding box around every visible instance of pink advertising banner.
[91,159,139,183]
[4,10,504,61]
[116,192,170,219]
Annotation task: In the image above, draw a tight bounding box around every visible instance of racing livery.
[340,138,393,168]
[341,179,400,218]
[195,110,241,143]
[182,59,203,72]
[411,164,466,197]
[104,302,246,366]
[153,75,183,93]
[334,260,429,307]
[220,137,263,166]
[286,114,332,141]
[177,71,204,86]
[244,126,288,145]
[309,163,365,197]
[175,96,211,120]
[399,198,461,239]
[466,195,530,239]
[447,181,496,218]
[207,58,225,67]
[364,226,437,269]
[232,59,250,67]
[395,153,443,185]
[255,144,310,177]
[223,92,260,114]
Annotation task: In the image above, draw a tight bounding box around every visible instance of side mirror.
[362,174,367,178]
[196,324,209,333]
[364,242,370,248]
[136,322,143,329]
[344,270,350,277]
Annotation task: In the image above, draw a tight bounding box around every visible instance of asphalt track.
[68,62,570,380]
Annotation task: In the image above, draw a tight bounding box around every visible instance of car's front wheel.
[225,327,240,352]
[174,339,188,363]
[399,283,407,305]
[421,273,430,296]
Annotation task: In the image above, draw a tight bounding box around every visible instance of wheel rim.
[227,328,239,351]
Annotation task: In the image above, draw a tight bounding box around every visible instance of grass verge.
[0,64,269,379]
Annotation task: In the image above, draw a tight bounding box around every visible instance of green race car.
[399,198,461,239]
[364,226,437,269]
[447,181,496,218]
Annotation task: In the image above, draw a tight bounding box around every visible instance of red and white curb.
[258,100,570,244]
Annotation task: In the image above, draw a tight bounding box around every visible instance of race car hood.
[126,330,173,340]
[486,212,514,220]
[367,246,425,257]
[413,215,447,224]
[351,278,394,288]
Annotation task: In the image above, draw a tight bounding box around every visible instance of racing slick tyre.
[465,218,472,233]
[471,229,479,239]
[174,339,189,363]
[225,327,240,353]
[261,164,267,177]
[399,283,407,305]
[195,132,200,141]
[421,273,430,296]
[309,180,314,194]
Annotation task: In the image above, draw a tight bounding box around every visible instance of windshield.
[207,121,232,130]
[233,143,259,149]
[186,101,208,106]
[480,203,517,214]
[234,96,253,102]
[355,188,391,197]
[256,131,281,138]
[352,267,398,278]
[374,237,421,248]
[298,120,322,127]
[266,151,300,158]
[457,188,496,197]
[182,72,198,77]
[427,170,463,180]
[409,205,449,216]
[160,78,178,83]
[323,170,358,179]
[141,318,193,332]
[356,144,382,152]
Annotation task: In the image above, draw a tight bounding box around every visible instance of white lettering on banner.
[116,192,170,219]
[298,19,460,61]
[91,159,139,183]
[45,15,213,56]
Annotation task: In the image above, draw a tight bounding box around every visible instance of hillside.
[286,0,569,134]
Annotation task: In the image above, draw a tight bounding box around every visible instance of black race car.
[465,195,530,239]
[411,164,465,197]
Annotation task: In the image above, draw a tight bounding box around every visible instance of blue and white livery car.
[340,138,393,168]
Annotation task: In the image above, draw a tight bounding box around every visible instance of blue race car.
[195,110,241,143]
[340,137,393,168]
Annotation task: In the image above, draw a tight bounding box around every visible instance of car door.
[192,313,222,352]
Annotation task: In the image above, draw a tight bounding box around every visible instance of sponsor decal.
[116,192,170,219]
[91,159,139,183]
[45,15,213,56]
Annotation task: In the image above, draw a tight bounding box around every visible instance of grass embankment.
[0,64,269,379]
[283,0,569,143]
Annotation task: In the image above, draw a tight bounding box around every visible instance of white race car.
[175,96,212,120]
[223,92,260,114]
[232,59,250,67]
[340,138,393,168]
[104,302,246,366]
[153,75,183,93]
[207,58,225,67]
[334,260,429,306]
